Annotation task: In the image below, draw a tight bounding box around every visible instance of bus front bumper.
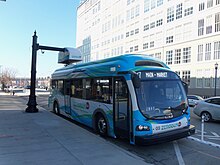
[135,125,195,145]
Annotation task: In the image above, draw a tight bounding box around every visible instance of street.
[24,95,220,165]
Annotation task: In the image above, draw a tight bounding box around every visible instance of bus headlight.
[136,125,150,131]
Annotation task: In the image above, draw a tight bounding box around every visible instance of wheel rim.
[98,117,107,134]
[202,112,210,121]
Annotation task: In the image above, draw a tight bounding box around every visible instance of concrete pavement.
[0,92,150,165]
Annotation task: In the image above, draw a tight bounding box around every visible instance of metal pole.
[214,64,218,96]
[26,31,39,113]
[201,115,204,141]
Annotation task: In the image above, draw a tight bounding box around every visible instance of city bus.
[48,54,195,145]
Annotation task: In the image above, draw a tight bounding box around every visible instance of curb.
[187,136,220,149]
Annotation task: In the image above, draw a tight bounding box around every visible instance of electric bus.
[48,54,195,145]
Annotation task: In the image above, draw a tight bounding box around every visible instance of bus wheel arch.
[53,101,60,115]
[93,109,109,137]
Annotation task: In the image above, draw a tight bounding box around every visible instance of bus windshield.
[135,71,188,119]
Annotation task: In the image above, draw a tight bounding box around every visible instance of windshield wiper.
[170,103,188,114]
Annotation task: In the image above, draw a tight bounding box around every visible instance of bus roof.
[51,54,170,79]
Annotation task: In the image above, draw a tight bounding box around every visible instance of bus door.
[114,77,131,139]
[64,80,71,114]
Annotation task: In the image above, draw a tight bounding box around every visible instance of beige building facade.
[76,0,220,96]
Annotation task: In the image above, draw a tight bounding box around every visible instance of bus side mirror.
[182,81,188,95]
[132,73,141,88]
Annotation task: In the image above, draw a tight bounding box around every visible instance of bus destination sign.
[138,71,179,80]
[145,72,168,78]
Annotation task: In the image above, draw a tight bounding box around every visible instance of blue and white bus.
[48,54,195,145]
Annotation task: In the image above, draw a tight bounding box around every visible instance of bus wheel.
[96,115,107,137]
[53,102,60,115]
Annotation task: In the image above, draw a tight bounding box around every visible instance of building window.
[150,22,155,29]
[131,7,135,19]
[157,0,163,7]
[144,24,149,31]
[156,19,163,26]
[167,6,174,23]
[198,19,204,36]
[135,28,139,34]
[130,30,134,36]
[126,32,129,37]
[183,47,191,63]
[197,78,203,88]
[182,71,191,84]
[214,41,220,59]
[174,49,181,64]
[199,3,205,11]
[204,78,211,88]
[197,44,203,61]
[215,13,220,32]
[175,71,180,77]
[155,52,162,59]
[135,5,140,17]
[184,7,193,16]
[207,0,213,8]
[206,15,212,34]
[205,43,212,60]
[127,0,131,5]
[150,41,154,48]
[166,36,174,44]
[143,43,148,49]
[130,47,133,52]
[166,50,173,65]
[151,0,156,9]
[144,0,150,13]
[217,0,220,5]
[126,10,130,21]
[134,45,139,51]
[176,3,182,19]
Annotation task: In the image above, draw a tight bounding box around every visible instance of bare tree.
[0,67,17,91]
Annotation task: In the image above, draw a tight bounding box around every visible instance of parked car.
[187,95,203,107]
[193,97,220,122]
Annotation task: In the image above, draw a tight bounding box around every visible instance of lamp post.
[26,31,66,113]
[214,63,218,96]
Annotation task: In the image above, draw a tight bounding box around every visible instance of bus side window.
[51,80,57,89]
[85,79,92,100]
[90,78,112,104]
[71,79,83,99]
[71,84,75,96]
[58,80,64,94]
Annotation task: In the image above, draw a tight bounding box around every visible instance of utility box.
[58,48,82,64]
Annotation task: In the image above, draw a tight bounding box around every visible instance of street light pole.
[214,63,218,97]
[26,31,38,112]
[26,31,66,113]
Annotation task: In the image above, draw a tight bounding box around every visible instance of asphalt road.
[22,95,220,165]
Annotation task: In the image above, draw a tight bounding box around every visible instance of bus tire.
[53,102,60,115]
[96,114,108,137]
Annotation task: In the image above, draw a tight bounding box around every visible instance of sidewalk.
[0,88,50,96]
[0,94,150,165]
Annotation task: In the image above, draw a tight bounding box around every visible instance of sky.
[0,0,80,78]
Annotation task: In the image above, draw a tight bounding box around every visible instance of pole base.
[25,95,38,113]
[25,106,38,113]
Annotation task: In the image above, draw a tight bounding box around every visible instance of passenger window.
[84,79,92,100]
[211,98,220,105]
[52,80,57,89]
[71,79,83,99]
[90,78,112,104]
[58,80,64,94]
